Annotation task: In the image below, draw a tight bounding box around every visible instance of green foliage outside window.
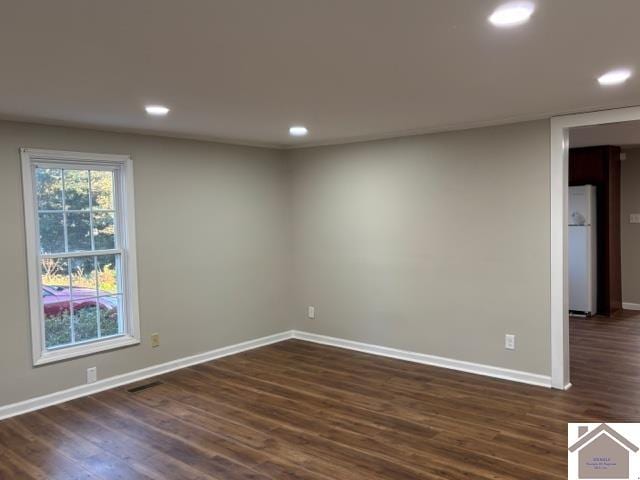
[37,168,115,254]
[37,167,122,348]
[45,306,118,348]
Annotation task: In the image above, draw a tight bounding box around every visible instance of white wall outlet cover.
[86,367,97,384]
[307,306,315,319]
[630,214,640,224]
[505,334,516,350]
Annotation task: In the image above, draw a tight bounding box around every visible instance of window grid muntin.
[88,171,95,251]
[61,169,69,253]
[93,255,100,338]
[38,209,116,213]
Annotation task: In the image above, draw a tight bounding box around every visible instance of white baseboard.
[0,328,555,421]
[0,330,294,421]
[623,302,640,311]
[292,330,552,388]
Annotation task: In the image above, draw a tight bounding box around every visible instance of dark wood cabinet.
[569,146,622,316]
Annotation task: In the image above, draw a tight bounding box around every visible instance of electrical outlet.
[630,214,640,224]
[505,334,516,350]
[307,306,315,319]
[87,367,97,384]
[151,333,160,348]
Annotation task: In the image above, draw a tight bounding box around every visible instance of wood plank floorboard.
[1,312,639,479]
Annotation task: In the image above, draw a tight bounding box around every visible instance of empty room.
[1,1,639,479]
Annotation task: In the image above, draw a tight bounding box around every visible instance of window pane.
[38,212,65,254]
[97,255,119,294]
[44,305,71,348]
[36,168,63,210]
[41,257,69,289]
[41,258,72,349]
[93,212,115,250]
[99,295,122,337]
[72,299,99,342]
[91,170,114,210]
[67,212,91,251]
[70,256,97,299]
[64,169,90,210]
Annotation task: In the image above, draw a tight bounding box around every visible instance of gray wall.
[622,148,640,305]
[1,118,554,408]
[0,121,292,406]
[288,121,551,375]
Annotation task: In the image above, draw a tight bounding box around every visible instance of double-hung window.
[21,149,140,365]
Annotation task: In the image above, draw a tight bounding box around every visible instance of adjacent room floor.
[1,312,639,480]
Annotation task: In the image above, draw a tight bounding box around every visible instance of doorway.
[550,106,640,390]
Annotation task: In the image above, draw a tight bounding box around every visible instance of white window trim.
[21,148,141,366]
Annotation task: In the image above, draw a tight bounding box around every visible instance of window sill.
[34,335,140,366]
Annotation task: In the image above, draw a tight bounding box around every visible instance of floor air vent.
[127,381,163,393]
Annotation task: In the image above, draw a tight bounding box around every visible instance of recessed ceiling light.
[597,68,632,86]
[145,105,170,116]
[489,1,535,28]
[289,126,308,137]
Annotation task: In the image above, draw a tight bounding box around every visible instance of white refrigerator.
[569,185,598,315]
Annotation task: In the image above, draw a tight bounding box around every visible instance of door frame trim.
[550,105,640,389]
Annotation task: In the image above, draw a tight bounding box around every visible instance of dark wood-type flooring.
[1,312,639,479]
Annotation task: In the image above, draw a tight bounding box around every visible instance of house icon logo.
[568,423,639,479]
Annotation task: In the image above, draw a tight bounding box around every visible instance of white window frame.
[21,148,141,366]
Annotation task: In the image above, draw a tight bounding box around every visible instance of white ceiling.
[570,120,640,149]
[1,0,639,148]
